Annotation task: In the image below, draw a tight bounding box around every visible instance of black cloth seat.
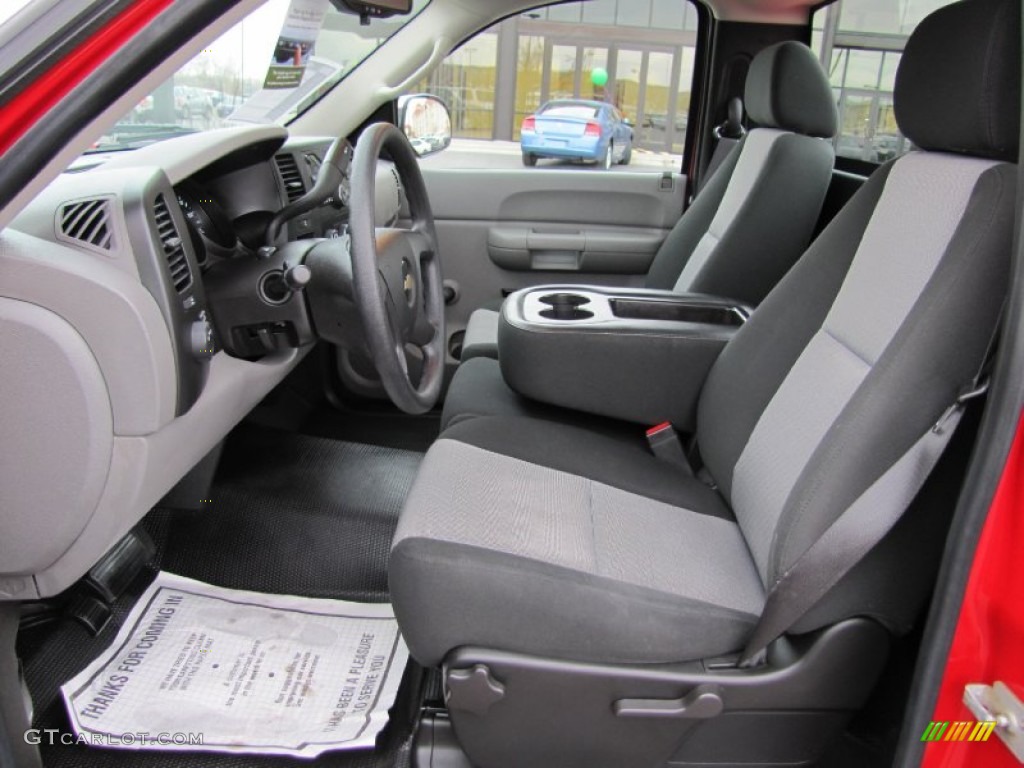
[391,0,1020,670]
[441,351,646,434]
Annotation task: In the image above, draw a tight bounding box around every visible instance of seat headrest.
[745,41,837,139]
[895,0,1020,161]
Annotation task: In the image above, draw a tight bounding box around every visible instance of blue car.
[520,99,633,169]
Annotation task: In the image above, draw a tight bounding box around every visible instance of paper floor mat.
[61,572,409,758]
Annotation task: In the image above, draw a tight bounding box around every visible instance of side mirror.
[398,94,452,157]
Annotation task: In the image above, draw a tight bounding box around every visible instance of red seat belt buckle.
[646,421,673,439]
[645,422,692,472]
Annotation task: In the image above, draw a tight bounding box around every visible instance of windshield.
[0,1,33,25]
[89,0,427,153]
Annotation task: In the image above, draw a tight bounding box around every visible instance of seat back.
[645,41,837,305]
[697,0,1020,635]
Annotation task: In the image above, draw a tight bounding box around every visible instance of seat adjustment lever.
[614,684,723,719]
[446,664,506,716]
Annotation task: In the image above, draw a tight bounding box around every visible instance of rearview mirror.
[398,94,452,157]
[330,0,412,20]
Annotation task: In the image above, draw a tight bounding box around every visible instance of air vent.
[153,195,192,293]
[58,198,113,251]
[275,153,306,203]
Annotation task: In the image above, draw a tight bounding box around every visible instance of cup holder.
[538,292,594,320]
[539,293,589,308]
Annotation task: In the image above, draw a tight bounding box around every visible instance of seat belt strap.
[697,97,745,195]
[702,137,741,190]
[740,362,996,667]
[738,405,964,665]
[740,304,1004,667]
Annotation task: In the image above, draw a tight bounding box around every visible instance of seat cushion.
[441,356,650,441]
[441,355,521,430]
[390,417,764,666]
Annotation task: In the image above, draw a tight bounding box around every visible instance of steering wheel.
[300,123,444,414]
[270,123,444,413]
[348,123,444,414]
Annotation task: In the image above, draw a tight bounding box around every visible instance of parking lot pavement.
[419,138,682,172]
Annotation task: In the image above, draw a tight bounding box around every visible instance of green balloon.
[590,67,609,87]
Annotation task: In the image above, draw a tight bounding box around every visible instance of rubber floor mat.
[18,427,424,768]
[154,425,422,601]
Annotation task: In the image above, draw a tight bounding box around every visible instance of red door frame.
[922,409,1024,768]
[0,0,173,156]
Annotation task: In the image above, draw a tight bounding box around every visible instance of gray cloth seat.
[391,417,764,664]
[459,40,837,362]
[392,0,1020,669]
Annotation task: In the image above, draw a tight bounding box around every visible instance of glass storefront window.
[616,0,653,27]
[651,0,685,31]
[421,32,497,140]
[828,49,847,88]
[550,45,578,101]
[641,51,674,147]
[614,49,643,125]
[413,0,698,171]
[845,49,883,90]
[547,4,581,23]
[581,47,610,101]
[582,0,617,26]
[513,35,545,140]
[838,0,953,36]
[674,46,695,153]
[879,52,900,91]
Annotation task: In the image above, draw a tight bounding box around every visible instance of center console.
[498,286,750,430]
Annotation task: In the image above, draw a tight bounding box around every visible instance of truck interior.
[0,0,1021,766]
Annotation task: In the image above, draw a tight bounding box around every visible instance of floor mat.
[18,428,424,768]
[156,425,422,601]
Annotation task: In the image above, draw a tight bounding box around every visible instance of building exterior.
[419,0,955,162]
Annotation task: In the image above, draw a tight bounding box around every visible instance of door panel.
[422,167,687,365]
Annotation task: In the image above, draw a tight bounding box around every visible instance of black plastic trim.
[835,154,881,177]
[683,0,714,190]
[136,180,211,414]
[0,0,246,215]
[443,619,890,768]
[0,604,41,768]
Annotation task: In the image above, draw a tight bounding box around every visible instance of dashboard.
[19,128,357,412]
[174,137,352,262]
[0,125,385,601]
